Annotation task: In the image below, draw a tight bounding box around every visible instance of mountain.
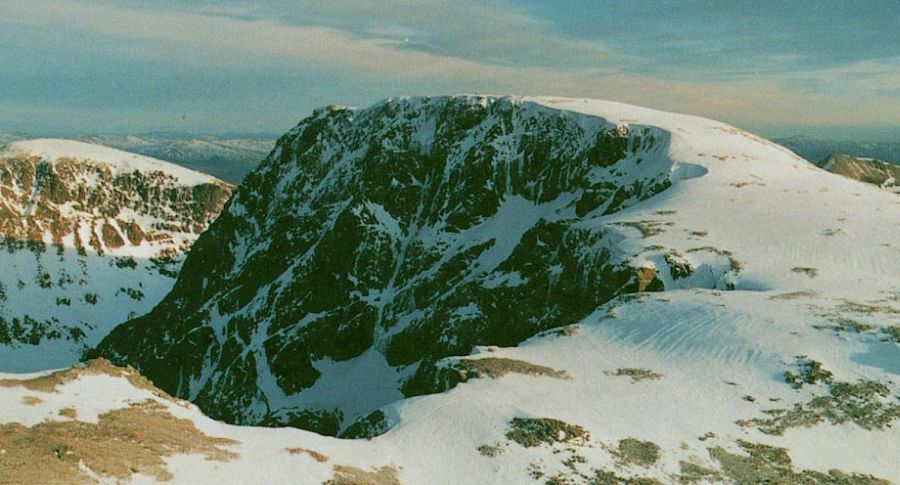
[5,97,897,483]
[94,94,898,449]
[0,139,233,371]
[816,152,899,192]
[774,136,899,166]
[78,133,276,184]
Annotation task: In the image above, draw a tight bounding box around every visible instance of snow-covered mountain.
[775,136,900,167]
[87,94,900,481]
[94,96,697,433]
[816,152,899,192]
[6,97,896,484]
[0,139,233,371]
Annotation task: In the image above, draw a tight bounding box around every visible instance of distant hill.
[817,152,899,192]
[0,133,277,184]
[774,136,899,166]
[78,133,277,184]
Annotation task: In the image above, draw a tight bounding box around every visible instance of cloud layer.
[0,0,897,138]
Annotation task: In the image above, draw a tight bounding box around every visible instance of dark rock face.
[94,96,683,434]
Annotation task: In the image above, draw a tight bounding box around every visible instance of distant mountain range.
[774,136,899,166]
[0,132,277,184]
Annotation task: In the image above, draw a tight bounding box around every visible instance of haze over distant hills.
[0,132,277,184]
[773,136,899,166]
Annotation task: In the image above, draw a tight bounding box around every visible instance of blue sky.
[0,0,897,140]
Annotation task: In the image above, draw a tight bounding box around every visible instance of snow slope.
[1,138,221,186]
[5,97,898,484]
[0,139,233,371]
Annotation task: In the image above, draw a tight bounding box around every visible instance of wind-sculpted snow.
[0,140,233,370]
[93,96,755,434]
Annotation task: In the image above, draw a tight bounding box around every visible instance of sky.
[0,0,897,140]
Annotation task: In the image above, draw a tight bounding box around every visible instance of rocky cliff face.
[94,96,741,435]
[0,139,233,370]
[10,100,899,484]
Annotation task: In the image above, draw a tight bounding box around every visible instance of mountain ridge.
[0,139,233,370]
[816,152,899,192]
[3,96,897,484]
[91,95,898,437]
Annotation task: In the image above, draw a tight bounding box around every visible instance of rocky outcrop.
[0,140,233,369]
[818,153,899,192]
[90,96,719,434]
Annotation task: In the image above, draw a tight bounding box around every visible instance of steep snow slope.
[0,139,233,371]
[94,95,899,446]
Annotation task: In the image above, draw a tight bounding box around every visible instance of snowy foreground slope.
[3,97,899,484]
[0,139,233,371]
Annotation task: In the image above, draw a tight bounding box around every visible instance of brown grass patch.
[0,399,238,483]
[0,359,181,403]
[710,440,889,484]
[618,220,667,238]
[791,267,819,277]
[477,442,504,458]
[612,438,661,467]
[20,396,42,406]
[58,407,77,419]
[836,300,900,316]
[768,290,817,300]
[455,357,568,381]
[325,465,401,485]
[606,368,663,383]
[285,447,329,463]
[506,417,590,448]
